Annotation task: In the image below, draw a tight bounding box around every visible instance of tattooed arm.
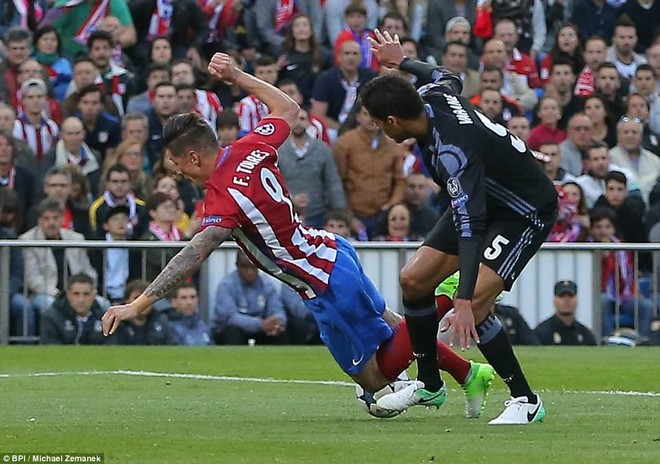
[101,226,232,336]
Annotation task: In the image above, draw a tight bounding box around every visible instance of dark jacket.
[139,228,181,282]
[89,195,149,239]
[88,244,142,300]
[9,165,38,230]
[535,314,598,346]
[167,310,212,346]
[494,304,540,345]
[128,0,208,61]
[40,292,106,345]
[593,194,647,244]
[0,226,23,295]
[105,309,175,345]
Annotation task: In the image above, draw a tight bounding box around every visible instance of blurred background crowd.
[1,0,660,345]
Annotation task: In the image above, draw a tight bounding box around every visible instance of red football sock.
[437,340,471,384]
[435,294,453,320]
[377,321,472,384]
[435,294,471,383]
[376,323,415,382]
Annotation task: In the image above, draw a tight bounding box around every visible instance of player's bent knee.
[399,268,432,297]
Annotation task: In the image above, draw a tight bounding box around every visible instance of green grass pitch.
[1,346,660,464]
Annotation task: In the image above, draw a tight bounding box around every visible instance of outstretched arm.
[208,53,300,126]
[102,226,232,335]
[369,29,463,94]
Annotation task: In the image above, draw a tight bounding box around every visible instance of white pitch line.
[1,370,660,397]
[0,370,354,387]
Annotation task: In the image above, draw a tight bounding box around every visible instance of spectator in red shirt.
[494,18,542,89]
[527,96,567,150]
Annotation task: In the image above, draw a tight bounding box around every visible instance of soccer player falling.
[101,52,494,419]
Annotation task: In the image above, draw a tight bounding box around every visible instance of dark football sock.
[403,295,443,392]
[476,314,535,402]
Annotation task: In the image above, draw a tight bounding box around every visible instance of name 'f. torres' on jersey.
[202,117,337,299]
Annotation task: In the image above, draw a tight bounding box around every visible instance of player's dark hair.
[67,273,95,289]
[359,74,424,121]
[604,170,627,187]
[163,112,218,157]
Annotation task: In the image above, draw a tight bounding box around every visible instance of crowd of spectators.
[1,0,660,343]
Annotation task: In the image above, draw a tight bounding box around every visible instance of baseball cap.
[104,205,130,223]
[446,17,471,33]
[554,280,577,296]
[20,78,48,96]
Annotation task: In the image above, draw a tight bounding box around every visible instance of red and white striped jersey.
[202,117,337,299]
[12,116,59,159]
[307,114,331,145]
[194,89,223,130]
[237,94,270,133]
[575,66,595,97]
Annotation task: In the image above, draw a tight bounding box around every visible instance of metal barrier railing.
[1,240,658,344]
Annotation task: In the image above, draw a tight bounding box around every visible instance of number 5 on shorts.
[484,234,510,260]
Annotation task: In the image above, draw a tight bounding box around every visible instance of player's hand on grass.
[102,304,140,336]
[368,29,404,70]
[208,53,239,83]
[446,299,480,351]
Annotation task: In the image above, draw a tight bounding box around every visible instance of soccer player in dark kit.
[360,30,557,424]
